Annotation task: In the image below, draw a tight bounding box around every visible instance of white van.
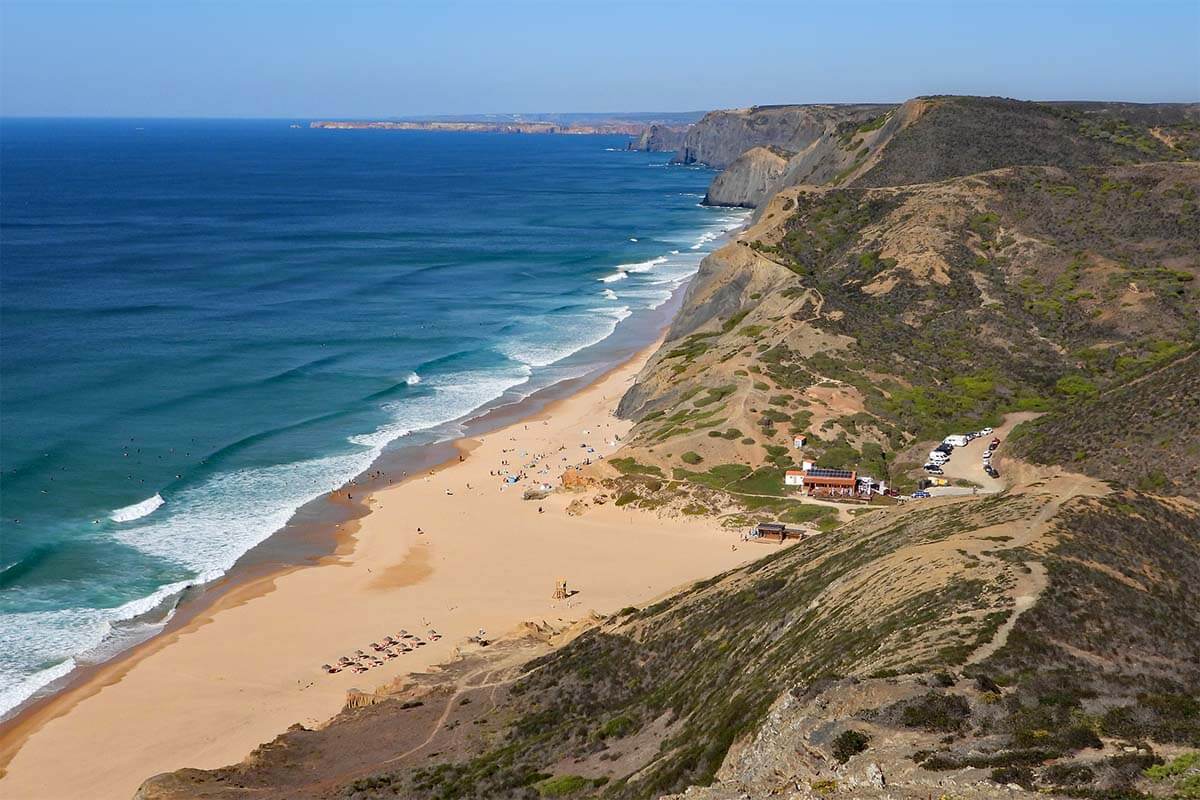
[943,435,969,448]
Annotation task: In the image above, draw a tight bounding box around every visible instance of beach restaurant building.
[797,466,860,497]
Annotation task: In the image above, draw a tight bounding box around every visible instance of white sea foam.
[350,363,533,449]
[0,658,76,721]
[1,205,756,721]
[499,305,632,368]
[110,493,164,523]
[0,359,541,719]
[0,576,193,718]
[617,256,668,273]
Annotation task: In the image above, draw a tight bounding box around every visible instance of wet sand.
[0,340,760,800]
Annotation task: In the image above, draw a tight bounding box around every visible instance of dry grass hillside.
[609,160,1198,509]
[136,468,1200,800]
[695,97,1200,208]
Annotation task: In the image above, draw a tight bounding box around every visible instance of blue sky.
[2,0,1197,117]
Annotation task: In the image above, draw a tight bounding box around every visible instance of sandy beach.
[0,341,761,800]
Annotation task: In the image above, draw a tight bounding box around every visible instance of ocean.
[0,119,747,718]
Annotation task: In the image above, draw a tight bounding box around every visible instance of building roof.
[805,467,855,479]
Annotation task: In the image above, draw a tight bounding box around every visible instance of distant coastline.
[309,119,685,137]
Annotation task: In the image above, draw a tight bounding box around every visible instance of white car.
[982,449,992,460]
[979,427,994,436]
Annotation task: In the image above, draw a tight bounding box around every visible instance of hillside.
[136,473,1200,800]
[1010,349,1200,496]
[135,96,1200,800]
[611,160,1197,506]
[697,97,1200,207]
[851,97,1194,189]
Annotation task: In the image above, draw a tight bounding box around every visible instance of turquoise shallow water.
[0,119,747,716]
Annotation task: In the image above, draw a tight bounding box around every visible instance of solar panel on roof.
[806,467,854,479]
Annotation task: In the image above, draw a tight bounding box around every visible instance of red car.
[989,438,1001,450]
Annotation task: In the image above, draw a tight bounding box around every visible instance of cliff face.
[626,123,690,152]
[702,146,790,207]
[672,104,891,169]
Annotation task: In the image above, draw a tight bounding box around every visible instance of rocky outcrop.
[672,104,891,169]
[702,146,790,207]
[626,123,690,152]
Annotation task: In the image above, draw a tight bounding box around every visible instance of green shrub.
[680,451,703,465]
[900,692,972,732]
[609,457,663,477]
[990,766,1033,788]
[1145,752,1200,780]
[1042,762,1096,786]
[537,775,589,797]
[1055,374,1099,397]
[615,491,638,506]
[832,729,871,763]
[599,715,636,739]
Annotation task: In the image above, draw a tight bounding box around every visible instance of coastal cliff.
[626,123,690,152]
[134,97,1200,800]
[671,104,890,169]
[701,145,789,207]
[691,98,1200,208]
[310,120,650,135]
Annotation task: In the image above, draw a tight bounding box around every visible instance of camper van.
[943,435,970,448]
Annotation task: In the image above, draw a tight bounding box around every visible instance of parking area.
[919,413,1039,498]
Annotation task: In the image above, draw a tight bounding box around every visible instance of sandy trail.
[0,344,760,800]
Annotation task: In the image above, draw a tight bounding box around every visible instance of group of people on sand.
[484,426,621,491]
[321,627,442,675]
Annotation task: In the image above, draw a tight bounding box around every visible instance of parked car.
[980,427,994,436]
[923,464,945,474]
[935,443,954,454]
[985,465,999,479]
[912,491,931,498]
[989,437,1001,450]
[982,449,992,460]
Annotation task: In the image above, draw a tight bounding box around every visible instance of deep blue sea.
[0,119,746,716]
